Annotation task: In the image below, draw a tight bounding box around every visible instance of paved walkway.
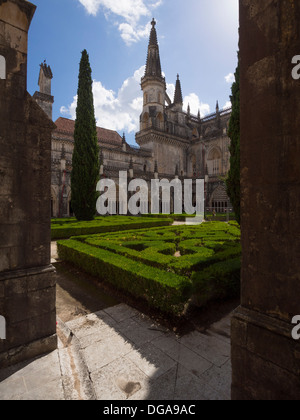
[0,242,232,400]
[0,303,232,400]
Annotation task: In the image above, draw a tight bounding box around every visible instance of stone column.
[231,1,300,399]
[0,0,57,367]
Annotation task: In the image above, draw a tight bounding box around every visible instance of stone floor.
[0,303,232,400]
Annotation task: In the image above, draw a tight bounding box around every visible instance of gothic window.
[144,93,148,104]
[158,92,162,104]
[156,112,163,130]
[207,148,221,176]
[0,56,6,79]
[192,128,198,139]
[142,113,150,130]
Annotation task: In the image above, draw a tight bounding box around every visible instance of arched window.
[192,127,199,139]
[156,112,163,130]
[207,148,222,176]
[142,113,150,130]
[0,56,6,80]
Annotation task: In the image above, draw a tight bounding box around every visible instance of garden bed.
[51,216,172,240]
[57,222,241,315]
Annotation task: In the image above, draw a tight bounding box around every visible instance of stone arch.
[0,55,6,79]
[203,125,213,137]
[142,112,150,130]
[209,184,229,212]
[207,146,222,176]
[156,112,164,130]
[192,127,199,138]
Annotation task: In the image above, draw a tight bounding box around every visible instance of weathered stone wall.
[0,0,56,367]
[232,0,300,400]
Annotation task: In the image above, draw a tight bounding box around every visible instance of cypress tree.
[226,57,240,224]
[71,50,100,221]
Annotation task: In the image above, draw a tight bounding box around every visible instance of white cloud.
[60,66,211,139]
[119,22,151,46]
[61,66,145,134]
[165,84,210,117]
[225,72,235,84]
[78,0,163,45]
[166,83,175,102]
[183,93,210,118]
[223,100,232,109]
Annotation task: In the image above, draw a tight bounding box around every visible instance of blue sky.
[27,0,239,145]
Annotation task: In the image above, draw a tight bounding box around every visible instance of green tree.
[71,50,100,221]
[226,58,240,224]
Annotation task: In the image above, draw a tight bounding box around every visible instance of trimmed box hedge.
[57,222,241,314]
[51,216,173,240]
[57,238,192,314]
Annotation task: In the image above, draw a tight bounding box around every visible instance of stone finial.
[174,74,183,105]
[145,18,162,77]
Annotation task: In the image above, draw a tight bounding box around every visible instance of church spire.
[174,74,183,105]
[145,18,162,78]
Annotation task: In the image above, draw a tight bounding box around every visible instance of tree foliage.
[71,50,100,221]
[226,58,240,225]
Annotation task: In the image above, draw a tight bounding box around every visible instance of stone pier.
[231,0,300,400]
[0,0,56,367]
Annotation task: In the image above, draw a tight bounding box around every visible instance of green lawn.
[57,221,241,315]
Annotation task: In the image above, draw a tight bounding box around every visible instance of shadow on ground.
[55,261,237,400]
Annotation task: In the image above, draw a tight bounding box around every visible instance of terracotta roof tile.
[53,117,123,146]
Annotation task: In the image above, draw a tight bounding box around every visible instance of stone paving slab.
[179,330,231,367]
[0,350,65,400]
[0,303,233,400]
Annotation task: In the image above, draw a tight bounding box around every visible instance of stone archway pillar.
[0,0,57,367]
[231,0,300,399]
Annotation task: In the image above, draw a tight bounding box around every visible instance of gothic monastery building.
[34,20,232,218]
